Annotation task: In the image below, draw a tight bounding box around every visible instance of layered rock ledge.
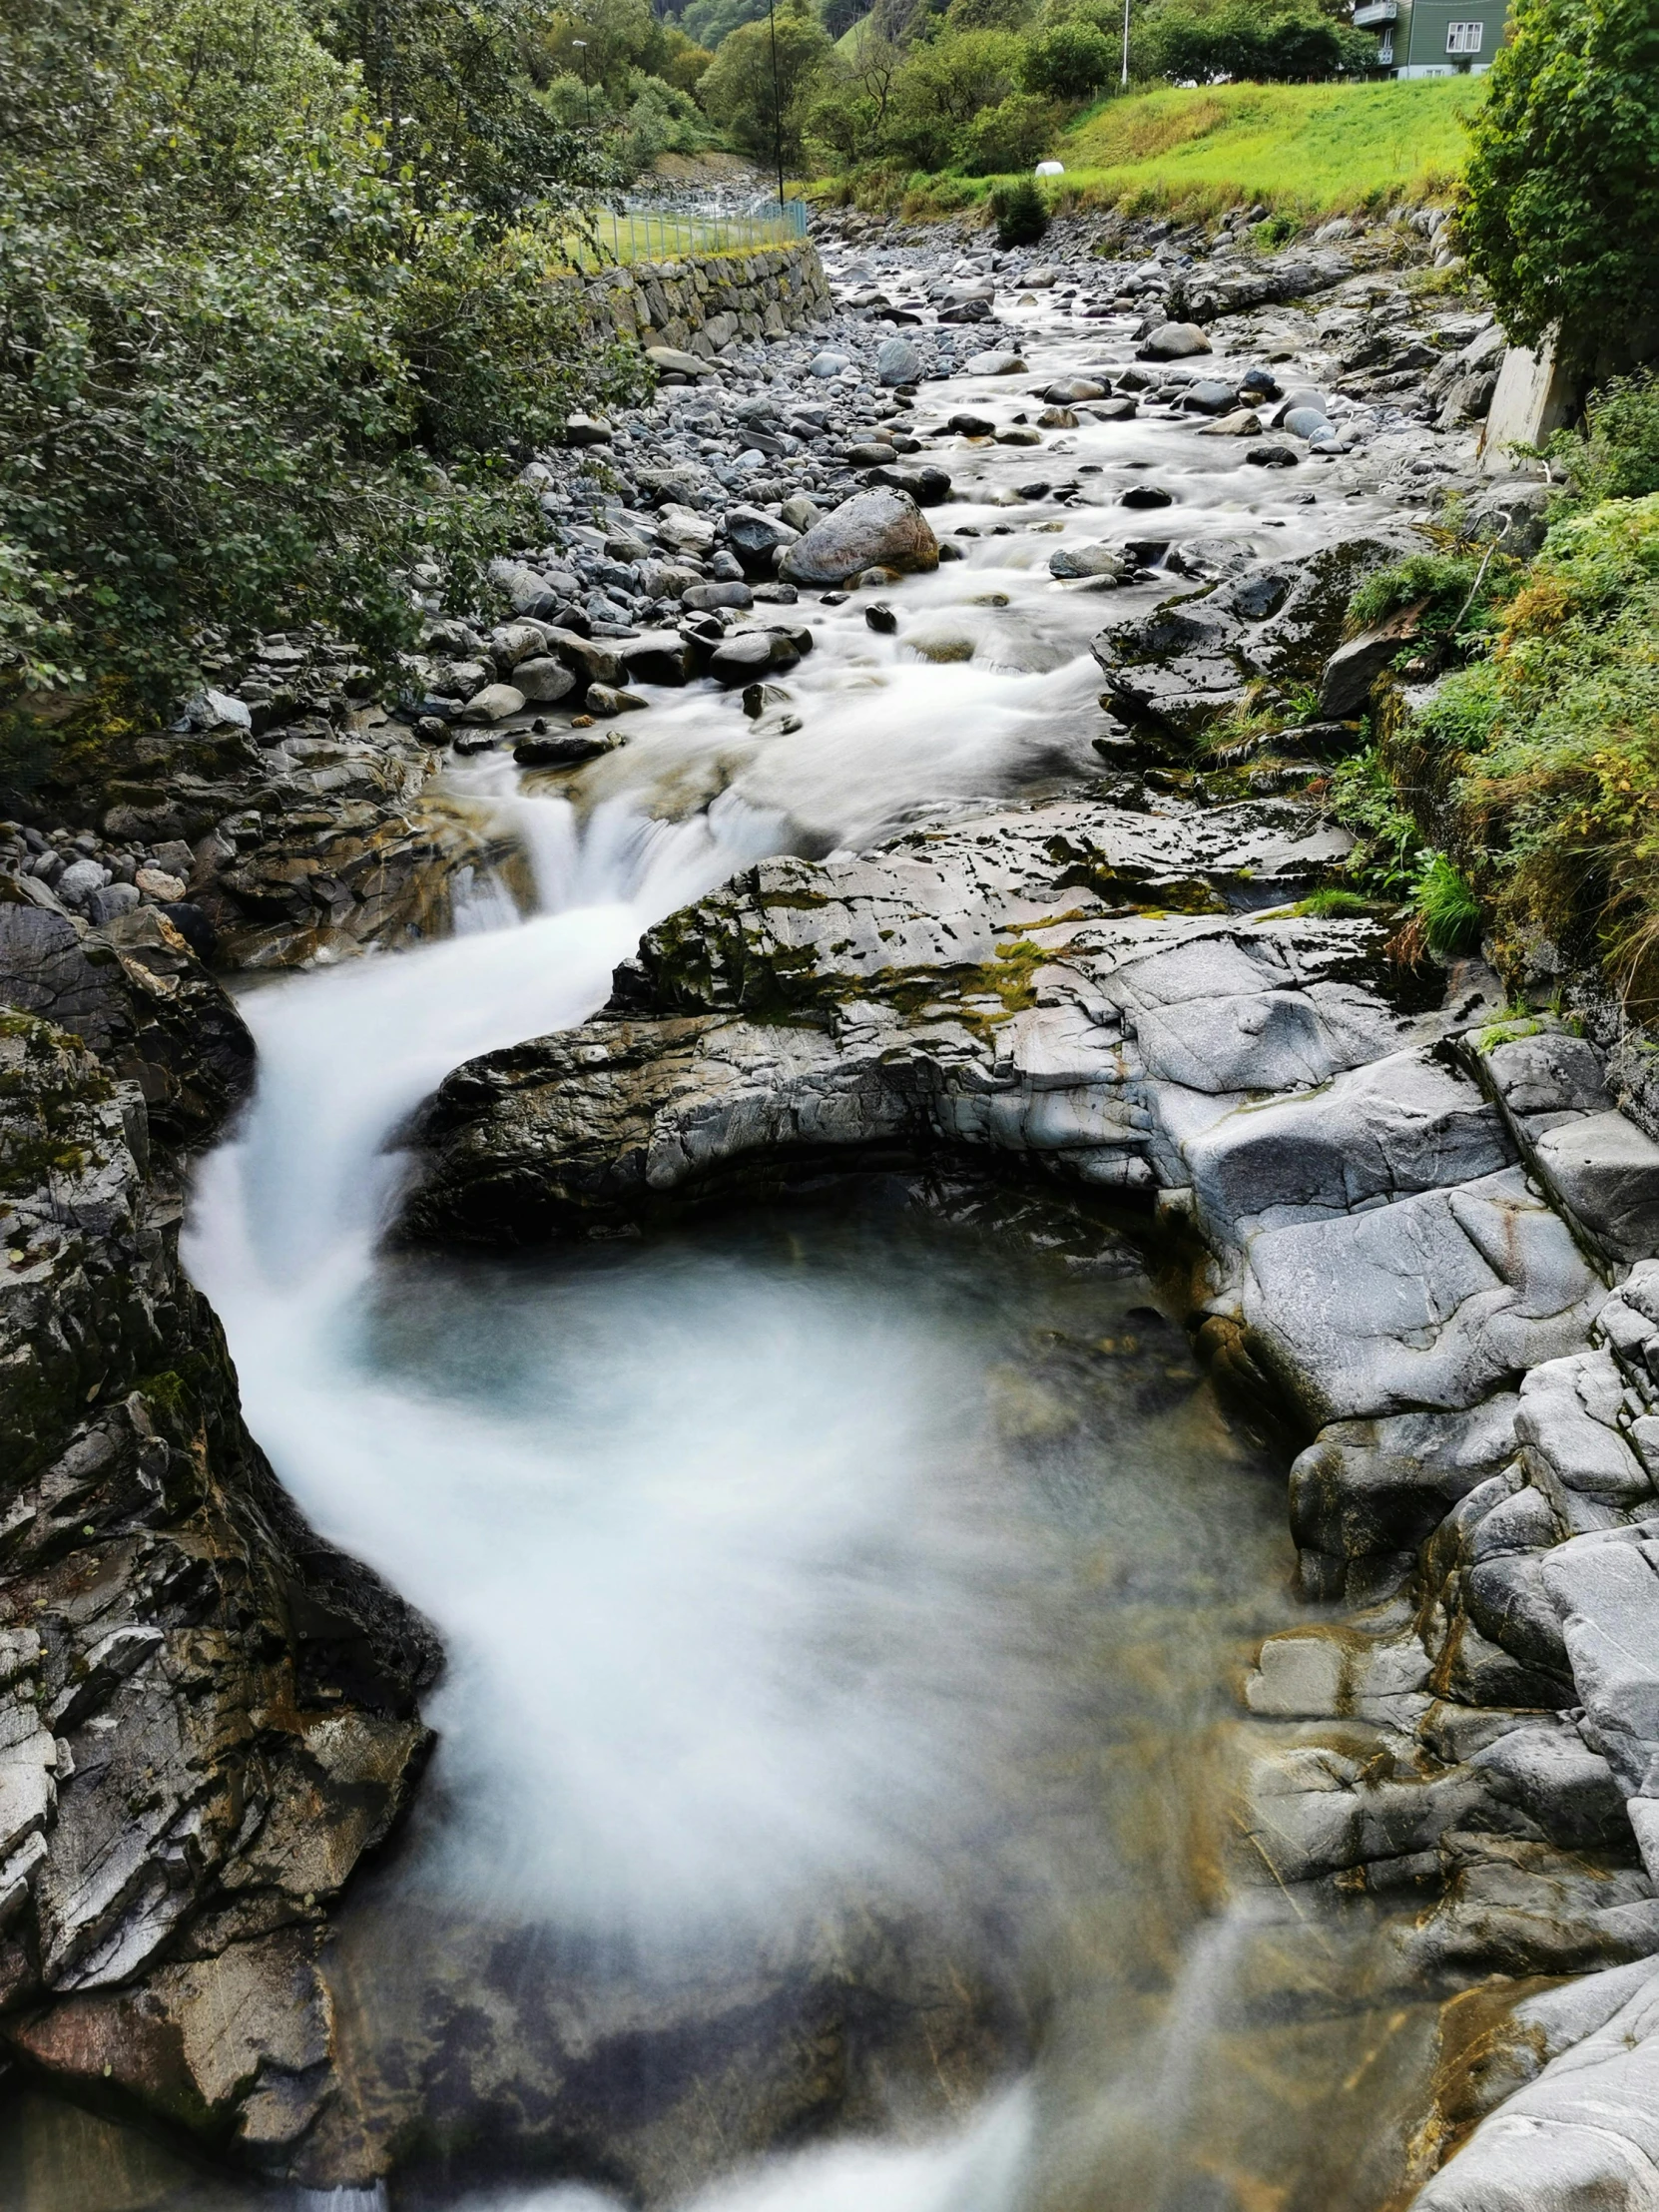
[399,778,1659,2210]
[0,901,439,2173]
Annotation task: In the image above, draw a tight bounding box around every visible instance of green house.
[1353,0,1509,75]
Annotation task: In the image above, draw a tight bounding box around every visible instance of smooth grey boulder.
[1516,1352,1654,1516]
[622,632,698,686]
[1289,1396,1521,1575]
[644,345,712,378]
[541,628,625,688]
[511,657,578,705]
[1185,1048,1513,1237]
[1414,1953,1659,2211]
[724,505,801,574]
[1050,543,1129,581]
[1182,380,1240,414]
[1545,1525,1659,1878]
[1139,322,1212,361]
[876,336,923,386]
[1532,1111,1659,1267]
[1241,1166,1607,1425]
[708,629,802,684]
[1479,1027,1615,1130]
[779,488,939,586]
[458,684,526,726]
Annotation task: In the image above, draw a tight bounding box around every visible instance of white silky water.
[7,287,1449,2212]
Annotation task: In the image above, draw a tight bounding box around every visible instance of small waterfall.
[295,2188,390,2212]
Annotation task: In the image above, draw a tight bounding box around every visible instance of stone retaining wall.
[564,241,831,360]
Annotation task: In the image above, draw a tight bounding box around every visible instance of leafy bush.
[1398,496,1659,1003]
[878,29,1025,169]
[991,175,1050,243]
[1253,210,1300,248]
[1459,0,1659,367]
[1327,748,1424,898]
[1346,549,1510,650]
[681,0,772,49]
[1545,371,1659,507]
[1022,20,1116,96]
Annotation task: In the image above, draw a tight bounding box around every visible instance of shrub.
[1412,496,1659,1002]
[991,175,1049,244]
[1545,371,1659,507]
[1346,549,1511,651]
[1459,0,1659,368]
[879,29,1024,170]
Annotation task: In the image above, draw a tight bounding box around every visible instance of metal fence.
[577,198,809,269]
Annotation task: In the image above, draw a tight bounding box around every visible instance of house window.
[1378,31,1393,59]
[1446,19,1484,51]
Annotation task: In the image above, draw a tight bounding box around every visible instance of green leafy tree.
[944,0,1034,29]
[316,0,612,219]
[1134,0,1372,81]
[801,33,905,164]
[696,0,832,166]
[968,91,1061,169]
[682,0,771,47]
[881,28,1024,167]
[1459,0,1659,367]
[1022,18,1116,94]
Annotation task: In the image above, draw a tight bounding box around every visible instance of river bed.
[7,249,1458,2212]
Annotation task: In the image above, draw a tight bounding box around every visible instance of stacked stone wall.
[563,241,831,359]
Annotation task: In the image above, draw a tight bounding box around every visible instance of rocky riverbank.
[4,201,1653,2209]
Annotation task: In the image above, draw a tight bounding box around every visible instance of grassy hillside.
[1052,78,1484,216]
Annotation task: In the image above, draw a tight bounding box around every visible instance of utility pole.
[766,0,786,216]
[572,36,591,126]
[1121,0,1131,85]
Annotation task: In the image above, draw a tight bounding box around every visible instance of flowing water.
[8,276,1449,2212]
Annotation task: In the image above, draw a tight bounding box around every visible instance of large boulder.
[1138,322,1212,362]
[876,335,923,386]
[724,504,802,576]
[779,488,939,587]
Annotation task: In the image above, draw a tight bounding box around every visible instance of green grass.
[1051,78,1485,218]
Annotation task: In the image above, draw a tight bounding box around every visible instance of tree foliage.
[697,0,834,167]
[1133,0,1373,84]
[1458,0,1659,366]
[1021,19,1116,94]
[0,0,637,737]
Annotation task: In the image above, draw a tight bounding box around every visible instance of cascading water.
[11,276,1457,2212]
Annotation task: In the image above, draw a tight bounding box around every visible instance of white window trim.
[1446,19,1484,52]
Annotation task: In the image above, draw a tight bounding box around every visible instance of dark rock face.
[0,919,438,2176]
